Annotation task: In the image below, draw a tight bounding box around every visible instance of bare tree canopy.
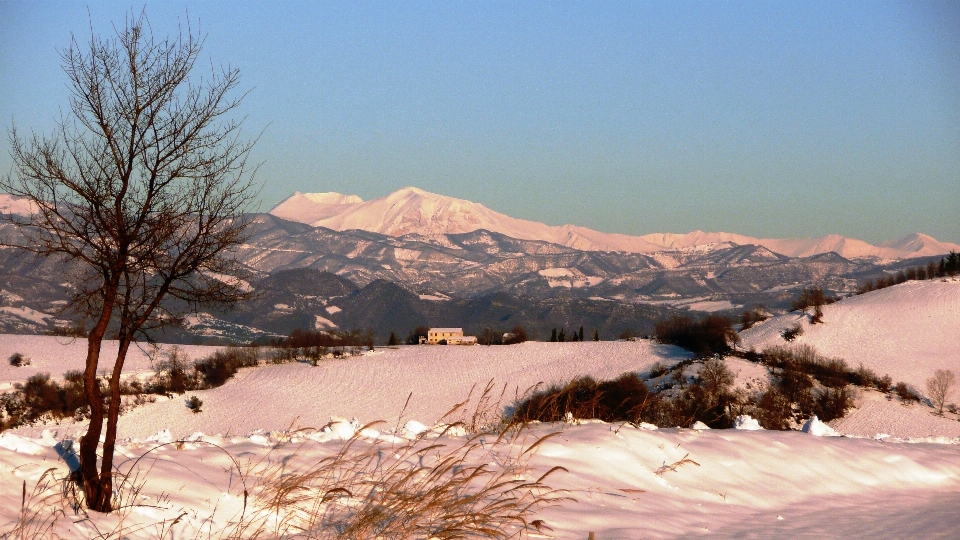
[2,10,258,512]
[926,369,955,416]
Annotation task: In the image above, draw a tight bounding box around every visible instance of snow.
[418,293,450,301]
[0,193,38,216]
[313,315,337,329]
[538,267,575,278]
[740,280,960,391]
[324,304,341,314]
[0,306,52,325]
[268,187,960,257]
[538,267,604,288]
[802,416,840,436]
[3,420,960,538]
[829,391,960,440]
[0,334,222,390]
[686,299,738,312]
[3,286,960,538]
[733,415,763,430]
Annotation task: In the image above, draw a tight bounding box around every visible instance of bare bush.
[699,359,734,395]
[926,369,956,415]
[781,323,804,342]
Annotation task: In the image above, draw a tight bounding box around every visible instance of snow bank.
[3,422,960,539]
[734,415,762,430]
[802,416,839,436]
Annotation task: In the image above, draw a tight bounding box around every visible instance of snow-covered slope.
[267,191,364,224]
[0,194,36,216]
[881,232,960,257]
[740,279,960,390]
[0,335,222,392]
[269,187,959,258]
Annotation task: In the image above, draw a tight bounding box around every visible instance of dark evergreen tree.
[593,329,600,341]
[550,328,557,342]
[579,326,585,341]
[387,332,398,346]
[558,328,566,342]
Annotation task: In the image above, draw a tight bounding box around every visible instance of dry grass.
[220,421,568,539]
[654,453,700,476]
[4,421,567,539]
[4,470,63,540]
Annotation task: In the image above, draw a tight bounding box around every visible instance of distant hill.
[740,279,960,390]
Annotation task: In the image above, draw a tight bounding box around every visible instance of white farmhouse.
[425,327,477,345]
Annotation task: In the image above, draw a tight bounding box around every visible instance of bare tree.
[926,369,956,416]
[699,358,734,395]
[2,11,257,512]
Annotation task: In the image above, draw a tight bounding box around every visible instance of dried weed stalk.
[222,422,568,539]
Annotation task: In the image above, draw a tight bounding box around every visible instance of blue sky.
[1,1,958,244]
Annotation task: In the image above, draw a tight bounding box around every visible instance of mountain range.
[1,189,957,344]
[269,187,960,260]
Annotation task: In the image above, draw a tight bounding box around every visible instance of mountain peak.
[266,186,959,259]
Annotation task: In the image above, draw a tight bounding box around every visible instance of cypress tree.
[579,326,585,341]
[550,328,557,342]
[593,329,600,341]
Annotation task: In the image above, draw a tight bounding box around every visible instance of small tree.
[3,11,256,512]
[700,358,734,396]
[926,369,955,415]
[550,328,557,342]
[406,325,429,345]
[387,331,399,346]
[593,328,600,341]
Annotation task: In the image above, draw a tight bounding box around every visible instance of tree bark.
[78,283,118,512]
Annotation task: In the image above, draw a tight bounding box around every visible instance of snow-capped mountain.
[0,194,37,216]
[269,187,959,259]
[879,233,960,257]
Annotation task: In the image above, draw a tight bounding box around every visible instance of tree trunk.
[78,284,118,512]
[94,335,134,512]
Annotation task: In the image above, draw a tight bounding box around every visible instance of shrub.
[512,373,653,424]
[503,325,528,345]
[647,361,670,379]
[781,323,804,342]
[655,315,739,356]
[895,382,921,403]
[814,386,854,421]
[16,373,64,422]
[753,388,793,430]
[186,395,203,413]
[8,353,30,367]
[406,325,430,345]
[194,346,259,388]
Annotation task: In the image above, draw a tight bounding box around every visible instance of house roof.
[429,328,463,333]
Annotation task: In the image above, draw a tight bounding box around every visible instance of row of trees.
[790,287,838,324]
[654,315,739,356]
[858,251,960,294]
[549,326,599,342]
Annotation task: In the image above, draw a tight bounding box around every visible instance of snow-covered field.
[0,335,222,392]
[2,279,960,538]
